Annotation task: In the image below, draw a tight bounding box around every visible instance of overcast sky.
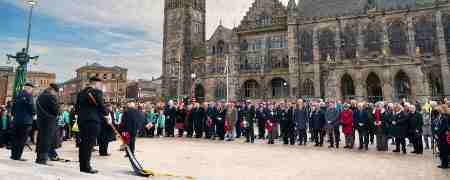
[0,0,289,82]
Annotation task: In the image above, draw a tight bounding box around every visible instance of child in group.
[156,109,165,137]
[145,107,157,137]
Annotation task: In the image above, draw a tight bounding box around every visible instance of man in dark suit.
[121,101,143,154]
[10,83,35,161]
[75,77,107,174]
[98,104,115,156]
[391,104,409,154]
[164,100,177,137]
[192,103,205,138]
[354,103,369,150]
[35,84,60,165]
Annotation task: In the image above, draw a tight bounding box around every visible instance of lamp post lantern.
[6,0,39,100]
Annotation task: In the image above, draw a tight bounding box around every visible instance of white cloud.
[2,0,289,81]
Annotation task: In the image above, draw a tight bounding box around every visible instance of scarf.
[1,112,7,130]
[374,109,381,127]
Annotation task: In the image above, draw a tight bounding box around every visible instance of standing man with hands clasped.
[35,83,60,166]
[75,77,110,174]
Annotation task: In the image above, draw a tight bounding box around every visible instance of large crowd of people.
[118,97,449,169]
[0,77,449,175]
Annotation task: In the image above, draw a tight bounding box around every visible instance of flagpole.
[226,55,229,104]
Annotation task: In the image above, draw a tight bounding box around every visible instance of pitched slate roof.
[207,25,233,43]
[297,0,437,19]
[298,0,367,18]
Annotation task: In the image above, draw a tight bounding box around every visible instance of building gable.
[236,0,287,33]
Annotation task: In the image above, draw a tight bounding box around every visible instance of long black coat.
[408,112,423,134]
[310,110,325,130]
[164,106,177,128]
[36,90,59,149]
[391,111,409,138]
[191,107,205,131]
[75,87,107,125]
[12,90,36,127]
[284,107,296,133]
[256,109,266,128]
[354,109,369,133]
[98,111,115,142]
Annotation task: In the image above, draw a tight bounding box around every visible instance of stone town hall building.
[162,0,450,103]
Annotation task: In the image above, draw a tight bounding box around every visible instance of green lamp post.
[6,0,39,100]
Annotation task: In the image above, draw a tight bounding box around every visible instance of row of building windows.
[240,36,288,51]
[241,78,307,99]
[299,17,439,63]
[166,0,204,10]
[82,73,125,81]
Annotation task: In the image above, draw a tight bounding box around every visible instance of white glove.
[105,115,113,125]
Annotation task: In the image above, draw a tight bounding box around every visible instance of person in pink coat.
[340,104,354,149]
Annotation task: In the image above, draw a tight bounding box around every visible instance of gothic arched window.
[319,28,336,61]
[217,40,225,55]
[302,79,314,97]
[298,30,314,63]
[388,21,408,56]
[341,74,355,100]
[271,78,289,98]
[243,80,259,98]
[444,14,450,55]
[342,24,358,59]
[429,72,443,97]
[415,17,436,55]
[364,22,383,54]
[216,81,226,99]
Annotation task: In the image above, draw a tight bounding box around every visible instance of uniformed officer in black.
[75,77,108,174]
[10,83,35,161]
[35,83,60,165]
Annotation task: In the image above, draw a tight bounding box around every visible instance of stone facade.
[64,63,128,104]
[126,77,162,100]
[2,71,56,102]
[162,0,450,103]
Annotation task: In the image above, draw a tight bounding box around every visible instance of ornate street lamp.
[6,0,39,100]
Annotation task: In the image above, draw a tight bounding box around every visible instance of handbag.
[122,132,131,144]
[72,121,79,133]
[176,123,184,129]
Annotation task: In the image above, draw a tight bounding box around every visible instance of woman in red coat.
[340,104,354,148]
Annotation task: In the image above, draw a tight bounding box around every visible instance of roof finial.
[219,18,223,26]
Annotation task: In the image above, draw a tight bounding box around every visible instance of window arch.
[342,24,358,59]
[302,79,314,97]
[366,72,383,102]
[243,80,259,98]
[298,30,314,63]
[319,28,336,61]
[388,21,408,56]
[341,74,355,100]
[443,14,450,55]
[429,72,443,97]
[394,71,411,99]
[364,22,383,55]
[270,78,289,98]
[415,17,436,55]
[216,40,225,55]
[216,81,227,99]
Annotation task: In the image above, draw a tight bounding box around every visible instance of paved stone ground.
[0,137,449,180]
